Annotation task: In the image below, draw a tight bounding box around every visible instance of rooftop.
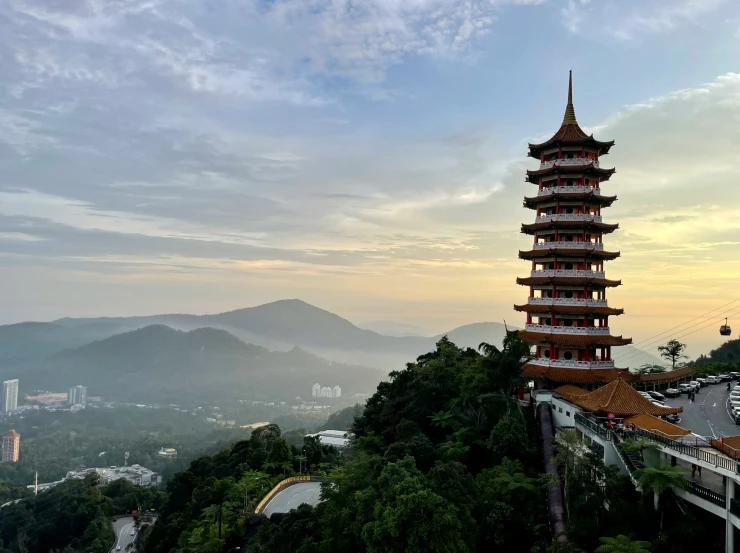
[554,379,682,416]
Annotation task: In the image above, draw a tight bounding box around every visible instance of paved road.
[110,517,136,552]
[663,383,740,438]
[262,482,322,517]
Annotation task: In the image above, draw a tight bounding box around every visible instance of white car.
[707,376,721,384]
[689,381,701,391]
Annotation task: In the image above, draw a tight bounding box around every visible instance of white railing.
[534,214,602,223]
[540,158,599,169]
[533,242,604,250]
[525,323,611,335]
[527,357,615,369]
[537,186,601,196]
[530,269,606,278]
[527,297,608,307]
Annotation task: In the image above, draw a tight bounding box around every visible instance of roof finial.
[562,70,577,125]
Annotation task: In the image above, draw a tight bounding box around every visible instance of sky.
[2,0,740,358]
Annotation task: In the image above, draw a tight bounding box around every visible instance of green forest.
[0,335,731,553]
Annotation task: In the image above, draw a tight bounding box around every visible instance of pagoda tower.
[516,72,632,386]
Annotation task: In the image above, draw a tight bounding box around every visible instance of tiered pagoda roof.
[527,73,614,158]
[624,414,690,438]
[554,379,682,417]
[515,71,632,386]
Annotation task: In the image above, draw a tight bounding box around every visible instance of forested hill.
[19,325,385,403]
[691,337,740,366]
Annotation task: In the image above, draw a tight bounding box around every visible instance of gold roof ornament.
[562,70,577,125]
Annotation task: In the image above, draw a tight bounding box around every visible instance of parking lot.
[661,380,740,439]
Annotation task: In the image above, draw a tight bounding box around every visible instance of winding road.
[262,482,322,517]
[110,517,136,552]
[664,383,739,438]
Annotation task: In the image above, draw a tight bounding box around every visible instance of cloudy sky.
[2,0,740,357]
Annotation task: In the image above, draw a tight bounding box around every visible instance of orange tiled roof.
[522,364,630,383]
[515,277,623,289]
[710,436,740,460]
[553,384,590,400]
[624,414,689,438]
[634,367,693,382]
[517,330,632,347]
[3,430,19,438]
[519,248,621,261]
[568,379,682,416]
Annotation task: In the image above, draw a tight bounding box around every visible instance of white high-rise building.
[321,386,333,398]
[312,383,321,398]
[2,379,19,414]
[68,385,87,406]
[332,385,342,398]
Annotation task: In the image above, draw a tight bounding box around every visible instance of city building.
[2,379,19,414]
[30,464,159,492]
[312,382,341,399]
[307,429,350,448]
[516,72,632,388]
[312,383,321,398]
[68,385,87,406]
[321,386,332,398]
[1,430,20,463]
[332,385,342,398]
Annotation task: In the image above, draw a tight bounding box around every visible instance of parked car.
[665,413,681,423]
[734,412,740,425]
[730,372,740,379]
[696,378,708,387]
[706,376,721,384]
[719,374,732,382]
[664,388,680,397]
[678,384,691,394]
[689,381,701,391]
[647,391,666,401]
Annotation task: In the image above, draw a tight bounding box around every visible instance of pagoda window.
[564,291,574,299]
[563,351,573,360]
[566,153,574,159]
[563,320,573,326]
[564,263,573,270]
[544,349,550,359]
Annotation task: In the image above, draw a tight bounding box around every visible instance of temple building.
[516,72,634,386]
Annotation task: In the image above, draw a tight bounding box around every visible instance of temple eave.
[515,277,622,288]
[517,330,633,347]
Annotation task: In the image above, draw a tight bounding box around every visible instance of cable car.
[720,317,732,336]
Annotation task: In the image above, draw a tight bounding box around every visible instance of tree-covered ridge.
[0,474,161,553]
[144,424,340,553]
[690,337,740,366]
[247,334,550,553]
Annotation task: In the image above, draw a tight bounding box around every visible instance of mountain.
[21,325,385,403]
[358,321,429,337]
[691,337,740,366]
[2,299,662,373]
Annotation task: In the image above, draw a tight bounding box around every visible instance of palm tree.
[620,438,659,461]
[478,328,533,396]
[595,534,651,553]
[634,462,688,511]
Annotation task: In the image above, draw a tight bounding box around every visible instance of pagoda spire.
[562,70,577,125]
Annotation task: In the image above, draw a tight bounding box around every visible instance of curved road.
[665,383,739,438]
[262,482,322,517]
[110,517,136,552]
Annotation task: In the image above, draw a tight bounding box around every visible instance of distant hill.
[358,321,429,337]
[691,338,740,366]
[1,299,661,373]
[19,325,386,403]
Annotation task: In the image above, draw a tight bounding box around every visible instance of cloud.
[559,0,727,41]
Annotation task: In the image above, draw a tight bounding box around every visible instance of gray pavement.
[663,382,740,439]
[110,517,136,552]
[262,482,322,517]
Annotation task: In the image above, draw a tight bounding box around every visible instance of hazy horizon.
[3,1,740,358]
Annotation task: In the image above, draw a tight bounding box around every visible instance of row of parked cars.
[662,372,740,398]
[636,390,681,423]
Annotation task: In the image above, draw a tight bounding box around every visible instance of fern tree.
[595,534,651,553]
[634,462,687,511]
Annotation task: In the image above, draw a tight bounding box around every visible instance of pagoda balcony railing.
[525,323,611,335]
[530,269,606,279]
[527,357,615,369]
[533,241,604,250]
[535,213,603,223]
[528,297,609,307]
[540,158,600,170]
[537,185,601,196]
